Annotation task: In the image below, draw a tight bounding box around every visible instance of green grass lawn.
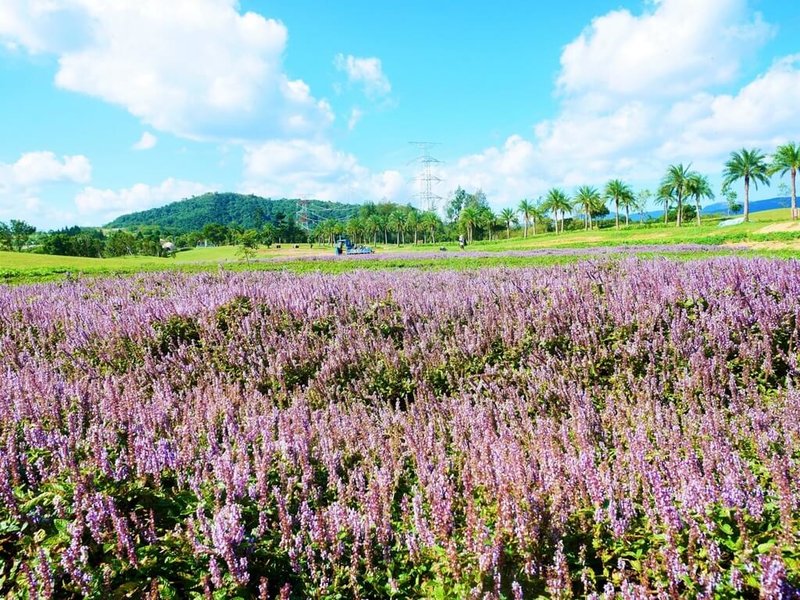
[2,209,799,284]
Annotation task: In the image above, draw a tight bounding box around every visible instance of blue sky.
[1,0,799,229]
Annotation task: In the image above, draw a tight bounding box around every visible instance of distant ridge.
[105,192,361,232]
[701,196,793,215]
[630,196,794,222]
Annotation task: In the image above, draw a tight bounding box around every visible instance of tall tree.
[517,199,533,238]
[686,173,714,225]
[658,184,674,224]
[477,207,497,241]
[544,188,571,234]
[635,189,652,224]
[202,223,229,246]
[573,186,602,230]
[9,219,36,252]
[406,210,420,245]
[660,164,693,227]
[722,148,770,223]
[446,187,469,223]
[0,222,11,251]
[529,200,545,236]
[346,217,364,244]
[387,211,406,245]
[420,211,440,244]
[769,142,800,220]
[459,206,480,243]
[499,208,517,239]
[604,179,634,229]
[364,215,380,244]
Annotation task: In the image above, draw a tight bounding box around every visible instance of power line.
[296,197,344,231]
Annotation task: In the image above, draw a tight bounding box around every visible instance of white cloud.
[658,55,800,163]
[558,0,772,102]
[334,53,391,98]
[347,107,364,131]
[75,178,210,223]
[442,0,799,210]
[242,140,408,203]
[0,0,91,54]
[1,0,333,141]
[0,151,92,226]
[132,132,158,151]
[2,151,92,187]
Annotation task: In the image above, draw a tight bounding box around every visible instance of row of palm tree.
[723,144,800,222]
[509,142,800,233]
[311,143,800,245]
[770,143,800,220]
[516,179,642,236]
[314,208,444,245]
[658,164,715,227]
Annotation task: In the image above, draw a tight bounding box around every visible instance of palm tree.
[545,188,571,234]
[387,211,406,245]
[372,213,388,244]
[517,199,533,238]
[723,148,770,222]
[635,189,652,224]
[346,217,363,243]
[529,200,545,235]
[686,173,714,226]
[459,206,480,243]
[770,142,800,220]
[604,179,634,229]
[657,183,673,225]
[499,208,518,239]
[660,163,693,227]
[406,210,420,244]
[478,207,497,241]
[365,215,380,244]
[420,211,439,243]
[573,186,601,230]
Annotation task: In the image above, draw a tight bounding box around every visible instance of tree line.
[2,143,798,257]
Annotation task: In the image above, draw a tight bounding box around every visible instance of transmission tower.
[409,142,443,212]
[296,196,339,232]
[297,197,310,231]
[296,196,323,232]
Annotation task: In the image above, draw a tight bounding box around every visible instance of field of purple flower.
[1,258,799,598]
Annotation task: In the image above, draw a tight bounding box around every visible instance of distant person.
[458,234,465,250]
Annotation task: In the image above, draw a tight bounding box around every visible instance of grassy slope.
[2,209,799,284]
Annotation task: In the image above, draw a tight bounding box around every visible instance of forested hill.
[105,192,361,232]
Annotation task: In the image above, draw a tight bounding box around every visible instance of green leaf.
[54,519,70,536]
[157,577,179,599]
[757,541,776,554]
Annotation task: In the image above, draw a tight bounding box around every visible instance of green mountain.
[105,192,361,232]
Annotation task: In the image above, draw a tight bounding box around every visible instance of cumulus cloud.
[0,0,333,141]
[443,0,799,209]
[657,55,800,164]
[1,151,92,187]
[132,132,158,151]
[334,54,391,98]
[242,139,408,203]
[75,178,210,223]
[0,151,92,225]
[558,0,772,102]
